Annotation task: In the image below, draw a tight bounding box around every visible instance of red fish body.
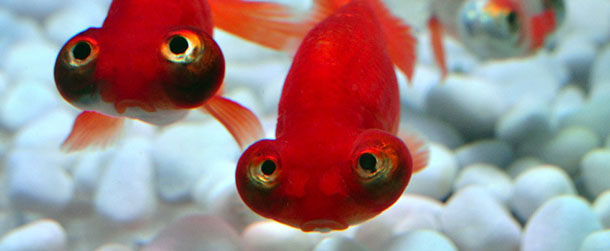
[236,0,428,232]
[54,0,310,151]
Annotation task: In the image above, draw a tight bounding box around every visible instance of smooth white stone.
[557,0,610,45]
[581,149,610,197]
[454,164,512,204]
[590,44,610,91]
[425,75,507,139]
[473,54,564,106]
[1,39,58,83]
[0,212,18,237]
[593,190,610,228]
[561,95,610,139]
[7,149,74,214]
[0,71,5,97]
[440,186,521,251]
[382,230,458,251]
[12,108,73,150]
[95,137,156,225]
[94,243,132,251]
[72,150,114,207]
[541,126,600,174]
[192,161,263,232]
[510,165,576,222]
[405,143,458,200]
[0,0,67,19]
[312,237,367,251]
[0,79,58,131]
[552,35,597,83]
[496,98,551,145]
[579,230,610,251]
[399,65,441,111]
[0,219,66,251]
[400,110,465,149]
[355,195,443,250]
[44,1,108,45]
[455,139,513,168]
[141,215,243,251]
[152,121,239,203]
[242,221,317,251]
[550,85,585,129]
[522,196,602,251]
[0,8,45,59]
[506,157,544,178]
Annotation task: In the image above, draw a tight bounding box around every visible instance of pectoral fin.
[201,96,264,149]
[62,111,124,152]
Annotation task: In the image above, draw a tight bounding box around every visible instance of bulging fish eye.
[354,149,396,183]
[162,32,201,64]
[506,10,519,33]
[54,30,100,106]
[248,157,280,189]
[159,28,225,108]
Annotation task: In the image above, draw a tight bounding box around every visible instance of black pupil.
[169,36,189,55]
[507,12,518,32]
[359,153,377,173]
[261,160,276,176]
[72,42,91,60]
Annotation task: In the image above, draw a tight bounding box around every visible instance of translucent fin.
[61,111,124,152]
[309,0,416,82]
[398,130,429,173]
[201,96,264,149]
[529,9,556,50]
[428,16,447,80]
[209,0,310,51]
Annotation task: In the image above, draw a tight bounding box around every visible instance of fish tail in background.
[200,96,264,150]
[529,9,557,50]
[208,0,311,51]
[61,111,125,152]
[398,130,429,173]
[428,16,447,80]
[309,0,416,82]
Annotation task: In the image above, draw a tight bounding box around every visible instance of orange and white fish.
[427,0,565,77]
[54,0,311,151]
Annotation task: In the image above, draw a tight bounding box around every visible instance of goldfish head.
[54,26,224,125]
[236,129,413,232]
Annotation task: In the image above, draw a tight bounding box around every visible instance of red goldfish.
[428,0,565,78]
[54,0,310,151]
[236,0,428,232]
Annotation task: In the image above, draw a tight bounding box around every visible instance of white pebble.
[550,85,585,129]
[0,71,6,97]
[405,143,458,200]
[0,0,67,19]
[453,164,512,204]
[0,8,45,59]
[581,149,610,197]
[224,87,264,118]
[593,190,610,228]
[506,157,544,178]
[44,1,108,45]
[95,137,156,225]
[152,121,239,202]
[94,243,132,251]
[242,221,317,251]
[312,237,367,251]
[561,97,610,140]
[141,215,243,251]
[552,35,597,83]
[522,196,602,251]
[72,150,114,208]
[355,195,444,250]
[381,230,458,251]
[510,165,576,222]
[541,126,600,174]
[399,65,440,111]
[0,212,18,237]
[440,186,521,251]
[558,0,610,45]
[590,44,610,91]
[455,139,513,168]
[425,75,506,139]
[472,54,564,106]
[496,98,551,145]
[579,230,610,251]
[12,109,74,150]
[0,219,66,251]
[0,79,58,131]
[400,110,465,149]
[7,149,74,214]
[1,39,58,83]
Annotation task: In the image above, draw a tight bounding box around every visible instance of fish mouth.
[114,100,156,114]
[300,219,347,232]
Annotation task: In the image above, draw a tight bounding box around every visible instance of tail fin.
[309,0,416,82]
[428,16,447,80]
[209,0,311,51]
